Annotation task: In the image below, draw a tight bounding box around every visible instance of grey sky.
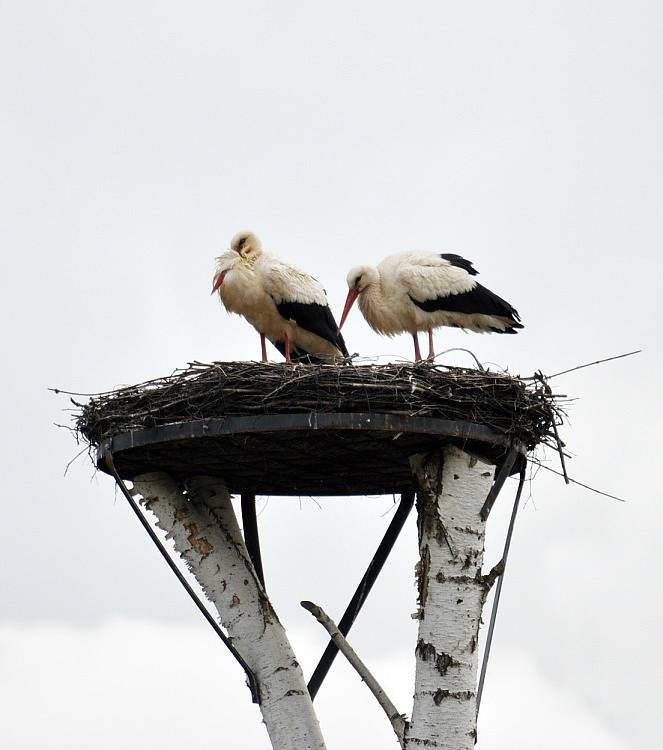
[2,1,661,747]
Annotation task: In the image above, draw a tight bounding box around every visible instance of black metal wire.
[102,449,260,704]
[476,463,527,712]
[307,489,415,700]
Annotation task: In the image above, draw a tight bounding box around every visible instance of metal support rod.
[480,444,520,521]
[476,464,527,712]
[307,489,416,700]
[241,493,265,590]
[103,450,260,704]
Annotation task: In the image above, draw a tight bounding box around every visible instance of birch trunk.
[406,446,494,748]
[132,472,326,750]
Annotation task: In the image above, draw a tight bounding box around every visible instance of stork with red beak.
[339,251,523,361]
[212,231,348,363]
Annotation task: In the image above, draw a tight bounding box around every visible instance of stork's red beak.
[339,288,359,331]
[211,271,226,294]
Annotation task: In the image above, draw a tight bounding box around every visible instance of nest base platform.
[97,412,522,496]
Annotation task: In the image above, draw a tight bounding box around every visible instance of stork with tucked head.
[339,250,523,361]
[230,230,263,258]
[212,231,348,364]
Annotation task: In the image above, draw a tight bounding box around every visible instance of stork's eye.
[237,237,247,251]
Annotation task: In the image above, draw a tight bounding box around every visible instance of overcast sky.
[2,1,662,747]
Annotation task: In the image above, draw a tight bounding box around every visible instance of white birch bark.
[406,446,495,749]
[132,472,326,750]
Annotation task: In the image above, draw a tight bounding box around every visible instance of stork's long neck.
[358,275,393,334]
[239,248,262,269]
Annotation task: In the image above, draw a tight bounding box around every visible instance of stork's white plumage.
[339,251,523,361]
[212,232,348,363]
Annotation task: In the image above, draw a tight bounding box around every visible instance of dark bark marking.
[414,452,457,557]
[416,639,437,663]
[454,525,482,538]
[416,544,431,608]
[436,572,482,585]
[436,651,455,676]
[416,640,457,676]
[259,590,276,626]
[433,689,474,704]
[184,521,214,556]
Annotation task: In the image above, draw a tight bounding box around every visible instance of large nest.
[77,361,561,450]
[70,362,565,496]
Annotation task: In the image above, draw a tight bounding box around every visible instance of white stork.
[339,251,523,361]
[212,231,348,363]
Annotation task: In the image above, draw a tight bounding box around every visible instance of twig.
[301,600,407,747]
[546,350,641,380]
[533,371,570,485]
[481,559,505,591]
[435,348,486,371]
[529,459,626,502]
[62,445,90,476]
[550,417,569,485]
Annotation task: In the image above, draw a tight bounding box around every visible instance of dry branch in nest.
[74,361,564,452]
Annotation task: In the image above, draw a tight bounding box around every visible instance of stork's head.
[230,230,262,258]
[346,265,378,293]
[339,265,378,330]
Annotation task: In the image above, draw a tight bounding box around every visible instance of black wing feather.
[440,253,478,276]
[275,301,349,357]
[410,283,522,329]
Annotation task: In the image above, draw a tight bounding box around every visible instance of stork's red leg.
[426,327,435,361]
[260,333,268,363]
[412,333,422,362]
[284,333,292,364]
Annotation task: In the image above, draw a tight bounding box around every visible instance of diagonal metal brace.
[308,489,415,700]
[241,494,266,590]
[476,463,527,713]
[480,444,520,521]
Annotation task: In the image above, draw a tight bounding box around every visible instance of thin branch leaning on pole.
[301,600,407,748]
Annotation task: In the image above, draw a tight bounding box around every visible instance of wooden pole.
[133,473,326,750]
[406,447,495,748]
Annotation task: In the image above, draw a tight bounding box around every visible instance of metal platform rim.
[97,411,526,475]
